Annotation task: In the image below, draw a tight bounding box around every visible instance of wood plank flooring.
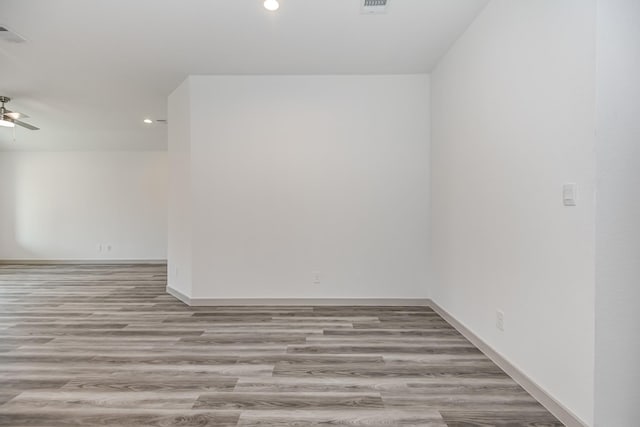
[0,264,563,426]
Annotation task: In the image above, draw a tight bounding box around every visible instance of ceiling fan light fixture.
[0,96,38,130]
[264,0,279,12]
[0,118,15,128]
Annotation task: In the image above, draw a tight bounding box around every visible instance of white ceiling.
[0,0,488,151]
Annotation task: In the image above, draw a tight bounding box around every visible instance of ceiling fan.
[0,96,39,130]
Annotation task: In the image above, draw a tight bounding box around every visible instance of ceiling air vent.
[361,0,389,15]
[0,26,26,43]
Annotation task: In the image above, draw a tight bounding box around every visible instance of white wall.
[594,0,640,424]
[430,1,596,424]
[168,75,431,300]
[167,80,193,296]
[0,151,167,261]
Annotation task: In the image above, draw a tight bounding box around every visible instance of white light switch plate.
[563,183,577,206]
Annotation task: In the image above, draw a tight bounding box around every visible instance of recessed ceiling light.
[264,0,279,12]
[143,118,153,124]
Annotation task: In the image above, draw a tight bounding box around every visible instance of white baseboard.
[166,285,192,305]
[0,259,167,265]
[188,298,432,306]
[165,288,430,307]
[427,299,589,427]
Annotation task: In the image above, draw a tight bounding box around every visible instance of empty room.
[0,0,638,426]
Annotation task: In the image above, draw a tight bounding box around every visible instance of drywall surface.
[594,0,640,424]
[430,1,596,424]
[167,79,193,296]
[0,151,167,260]
[168,75,431,299]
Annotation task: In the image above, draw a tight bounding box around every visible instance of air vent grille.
[361,0,389,14]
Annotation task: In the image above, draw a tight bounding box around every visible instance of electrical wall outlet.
[312,271,321,284]
[496,310,504,332]
[98,243,112,253]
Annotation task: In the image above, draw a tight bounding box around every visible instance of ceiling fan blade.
[13,119,39,130]
[5,110,29,119]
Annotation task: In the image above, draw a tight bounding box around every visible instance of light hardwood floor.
[0,264,563,426]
